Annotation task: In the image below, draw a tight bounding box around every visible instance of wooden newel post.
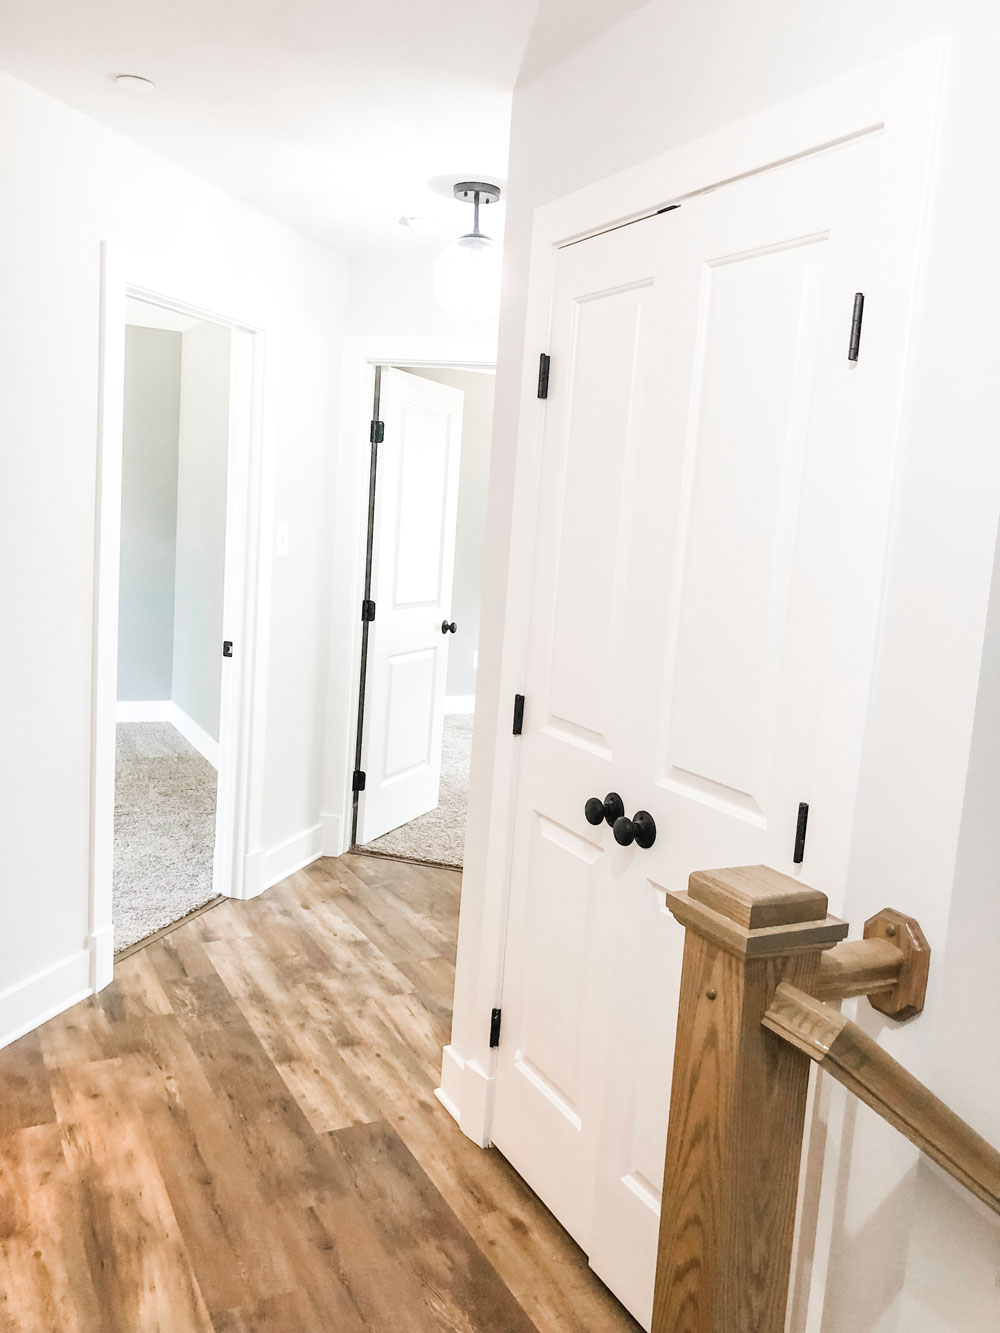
[651,867,848,1333]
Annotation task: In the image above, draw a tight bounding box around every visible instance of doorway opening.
[107,295,253,954]
[350,362,495,869]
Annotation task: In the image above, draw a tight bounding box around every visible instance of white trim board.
[244,823,323,899]
[0,947,92,1053]
[116,699,174,722]
[115,700,221,767]
[445,694,477,715]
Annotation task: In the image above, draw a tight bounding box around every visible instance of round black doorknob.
[584,792,625,828]
[441,620,457,634]
[614,810,657,849]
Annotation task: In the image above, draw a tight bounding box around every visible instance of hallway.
[0,854,638,1332]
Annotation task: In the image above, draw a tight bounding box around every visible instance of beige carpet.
[113,722,219,951]
[358,714,473,868]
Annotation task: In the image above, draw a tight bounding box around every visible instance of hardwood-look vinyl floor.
[0,853,640,1332]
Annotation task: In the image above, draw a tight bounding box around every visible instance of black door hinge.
[512,693,525,735]
[352,770,367,793]
[361,599,376,623]
[537,353,550,399]
[793,802,809,864]
[370,419,385,444]
[222,640,233,658]
[489,1007,502,1048]
[848,292,865,362]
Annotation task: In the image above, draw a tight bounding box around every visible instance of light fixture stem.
[473,190,481,237]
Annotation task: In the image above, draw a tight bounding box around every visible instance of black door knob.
[613,811,656,849]
[441,620,457,634]
[584,792,625,828]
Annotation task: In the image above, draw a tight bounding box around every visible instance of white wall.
[172,321,231,742]
[451,5,1000,1331]
[0,69,348,1046]
[117,326,181,702]
[349,251,499,345]
[408,367,495,699]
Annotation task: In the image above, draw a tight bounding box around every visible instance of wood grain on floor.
[0,853,640,1333]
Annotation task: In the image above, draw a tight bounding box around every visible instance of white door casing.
[491,122,931,1329]
[357,369,464,843]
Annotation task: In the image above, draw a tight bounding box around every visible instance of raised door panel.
[545,280,652,752]
[511,814,604,1131]
[383,648,437,778]
[664,237,828,824]
[394,402,453,608]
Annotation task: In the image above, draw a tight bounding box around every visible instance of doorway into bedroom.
[351,363,494,870]
[113,298,233,952]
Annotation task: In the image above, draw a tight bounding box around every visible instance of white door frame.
[441,35,948,1153]
[321,335,496,861]
[89,242,269,988]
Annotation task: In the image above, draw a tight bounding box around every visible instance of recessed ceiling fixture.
[398,216,440,236]
[434,181,502,323]
[114,74,156,93]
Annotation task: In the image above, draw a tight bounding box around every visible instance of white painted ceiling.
[0,0,650,259]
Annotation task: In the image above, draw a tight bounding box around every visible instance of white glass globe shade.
[433,232,501,323]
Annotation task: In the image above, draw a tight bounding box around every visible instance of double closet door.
[492,132,909,1329]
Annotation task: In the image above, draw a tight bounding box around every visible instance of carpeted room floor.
[113,722,219,951]
[358,713,473,868]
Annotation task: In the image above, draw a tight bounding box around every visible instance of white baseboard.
[116,699,173,722]
[320,811,345,857]
[168,706,220,768]
[445,694,477,715]
[88,925,115,992]
[244,823,323,899]
[115,700,219,767]
[438,1043,495,1148]
[0,947,92,1052]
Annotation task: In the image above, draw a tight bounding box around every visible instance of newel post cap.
[665,865,848,958]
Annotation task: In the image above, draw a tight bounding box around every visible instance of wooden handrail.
[763,982,1000,1215]
[651,866,977,1333]
[808,937,902,999]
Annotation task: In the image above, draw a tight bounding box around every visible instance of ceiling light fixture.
[114,74,156,93]
[433,181,502,323]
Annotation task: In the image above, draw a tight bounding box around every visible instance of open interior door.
[356,368,464,844]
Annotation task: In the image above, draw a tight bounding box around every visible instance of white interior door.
[493,129,922,1330]
[357,369,463,844]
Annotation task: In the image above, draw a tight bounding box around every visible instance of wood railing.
[651,865,999,1333]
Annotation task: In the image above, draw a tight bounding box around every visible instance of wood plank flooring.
[0,853,640,1332]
